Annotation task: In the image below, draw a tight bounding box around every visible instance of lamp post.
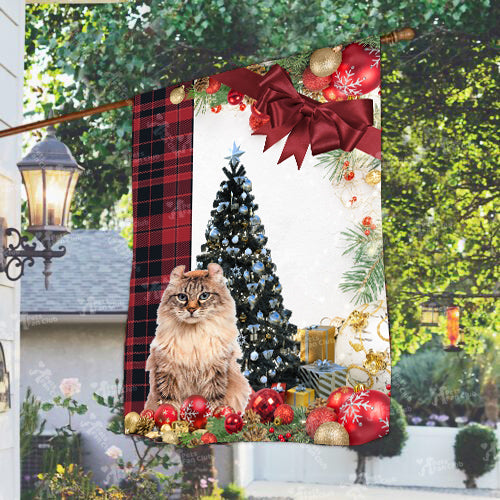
[0,126,83,289]
[420,300,440,327]
[444,305,462,351]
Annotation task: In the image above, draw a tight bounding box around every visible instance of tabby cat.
[144,263,251,413]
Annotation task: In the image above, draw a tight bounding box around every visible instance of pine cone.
[243,409,261,425]
[135,416,155,435]
[242,424,270,442]
[188,437,202,447]
[247,64,268,75]
[306,397,327,416]
[194,77,210,92]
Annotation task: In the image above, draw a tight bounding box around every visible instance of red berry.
[227,89,244,105]
[352,196,357,202]
[371,224,377,230]
[344,161,350,167]
[211,105,222,113]
[362,216,373,227]
[386,384,391,390]
[269,427,274,433]
[364,229,370,235]
[388,392,391,397]
[278,434,284,440]
[239,103,247,111]
[285,432,292,439]
[344,171,355,181]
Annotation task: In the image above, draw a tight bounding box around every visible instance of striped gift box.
[298,361,347,399]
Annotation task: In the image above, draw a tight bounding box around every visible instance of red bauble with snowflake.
[302,67,331,91]
[212,405,235,419]
[179,395,212,430]
[338,390,390,445]
[305,407,337,438]
[140,409,154,420]
[247,388,283,423]
[274,403,294,424]
[206,77,221,94]
[154,404,178,428]
[227,89,244,105]
[224,413,244,434]
[327,386,354,412]
[331,43,380,97]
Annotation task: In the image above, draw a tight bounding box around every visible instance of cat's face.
[158,263,235,325]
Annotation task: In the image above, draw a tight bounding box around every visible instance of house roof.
[21,230,132,315]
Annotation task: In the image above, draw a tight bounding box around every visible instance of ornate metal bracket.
[0,218,66,290]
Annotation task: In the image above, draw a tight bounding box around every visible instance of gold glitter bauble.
[162,430,179,444]
[160,423,172,434]
[266,333,272,339]
[170,85,185,105]
[239,313,247,323]
[309,47,342,77]
[353,383,366,393]
[124,412,140,434]
[145,430,160,439]
[314,422,350,446]
[365,170,382,185]
[172,420,190,435]
[192,429,209,438]
[363,349,387,375]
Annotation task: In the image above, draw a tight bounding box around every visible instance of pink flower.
[200,479,208,489]
[59,378,81,398]
[105,445,123,460]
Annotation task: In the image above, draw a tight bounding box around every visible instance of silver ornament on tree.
[209,228,220,240]
[250,351,259,361]
[269,311,281,324]
[260,375,268,384]
[239,205,249,215]
[242,178,252,192]
[232,235,239,244]
[252,261,265,274]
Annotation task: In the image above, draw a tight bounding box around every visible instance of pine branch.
[275,50,313,86]
[188,84,230,115]
[314,150,381,184]
[356,35,381,50]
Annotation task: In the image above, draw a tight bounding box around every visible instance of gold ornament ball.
[309,47,342,77]
[124,411,140,434]
[160,423,172,434]
[162,430,179,445]
[170,85,185,105]
[314,422,350,446]
[145,430,160,439]
[365,170,382,185]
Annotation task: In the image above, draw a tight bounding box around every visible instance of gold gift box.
[296,319,340,363]
[285,386,315,407]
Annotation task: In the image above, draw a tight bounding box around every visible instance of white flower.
[59,378,81,398]
[105,445,123,460]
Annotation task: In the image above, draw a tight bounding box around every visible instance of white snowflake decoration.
[339,390,374,426]
[181,399,212,425]
[364,46,380,69]
[333,68,364,96]
[378,416,390,438]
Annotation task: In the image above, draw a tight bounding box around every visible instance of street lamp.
[0,126,83,289]
[420,299,440,327]
[444,305,462,351]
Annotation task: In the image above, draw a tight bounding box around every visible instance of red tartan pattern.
[124,85,193,414]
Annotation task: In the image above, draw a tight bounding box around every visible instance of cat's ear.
[207,263,224,281]
[169,265,185,282]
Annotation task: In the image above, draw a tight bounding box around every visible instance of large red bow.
[252,65,374,168]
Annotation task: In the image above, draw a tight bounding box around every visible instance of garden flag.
[124,38,391,447]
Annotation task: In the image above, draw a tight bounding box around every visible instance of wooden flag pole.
[0,28,414,139]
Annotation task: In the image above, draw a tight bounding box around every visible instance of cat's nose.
[187,307,197,314]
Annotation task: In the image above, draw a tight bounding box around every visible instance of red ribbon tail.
[277,120,310,169]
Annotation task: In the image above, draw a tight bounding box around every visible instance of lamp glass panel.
[62,170,80,226]
[21,169,44,227]
[44,169,72,226]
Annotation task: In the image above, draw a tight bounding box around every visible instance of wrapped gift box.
[285,385,315,407]
[299,360,347,399]
[296,319,339,363]
[271,382,287,396]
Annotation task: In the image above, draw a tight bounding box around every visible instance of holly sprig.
[188,83,231,115]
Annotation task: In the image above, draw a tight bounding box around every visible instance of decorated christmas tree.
[197,143,300,389]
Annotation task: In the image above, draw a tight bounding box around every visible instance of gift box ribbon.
[216,65,380,168]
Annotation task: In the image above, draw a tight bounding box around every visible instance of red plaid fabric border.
[124,85,194,414]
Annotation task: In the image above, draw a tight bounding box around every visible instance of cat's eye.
[177,293,188,302]
[199,292,210,301]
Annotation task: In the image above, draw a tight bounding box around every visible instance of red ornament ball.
[211,105,222,114]
[274,403,294,425]
[227,89,244,105]
[327,386,354,412]
[249,113,270,132]
[338,390,390,446]
[305,407,337,438]
[386,384,391,390]
[331,43,380,97]
[285,432,292,439]
[212,405,235,419]
[362,216,373,227]
[140,409,154,420]
[269,427,274,433]
[364,229,371,236]
[224,413,244,434]
[322,84,347,102]
[179,395,212,430]
[344,171,355,181]
[302,66,331,91]
[201,432,218,444]
[206,77,221,94]
[248,388,283,423]
[239,103,247,111]
[154,404,178,428]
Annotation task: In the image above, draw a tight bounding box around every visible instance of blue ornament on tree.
[239,205,249,215]
[269,311,281,324]
[248,295,257,309]
[232,235,239,244]
[209,228,220,240]
[222,238,229,247]
[242,178,252,192]
[257,311,264,321]
[244,248,252,255]
[253,261,265,274]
